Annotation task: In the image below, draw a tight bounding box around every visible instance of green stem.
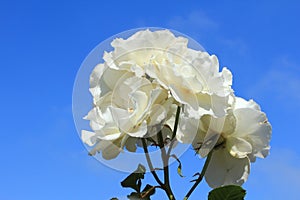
[141,138,164,187]
[157,131,176,200]
[167,106,181,157]
[184,150,214,199]
[141,106,181,200]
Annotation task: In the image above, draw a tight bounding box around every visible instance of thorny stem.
[184,150,214,199]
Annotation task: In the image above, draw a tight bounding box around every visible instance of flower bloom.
[192,97,272,188]
[77,28,273,193]
[82,29,234,159]
[104,29,233,117]
[82,65,173,159]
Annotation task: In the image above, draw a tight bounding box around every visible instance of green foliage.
[141,184,156,197]
[208,185,246,200]
[121,164,146,192]
[121,164,156,200]
[127,184,156,200]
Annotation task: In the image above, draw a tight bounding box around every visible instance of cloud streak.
[247,57,300,108]
[166,10,248,56]
[246,148,300,199]
[168,11,218,32]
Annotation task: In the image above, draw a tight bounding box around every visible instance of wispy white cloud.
[246,148,300,199]
[166,11,219,45]
[247,57,300,108]
[260,148,300,183]
[166,10,248,56]
[168,11,218,32]
[219,37,249,56]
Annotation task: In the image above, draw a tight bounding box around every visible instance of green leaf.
[141,184,156,198]
[127,192,141,200]
[170,154,185,177]
[208,185,246,200]
[127,184,156,200]
[121,164,146,193]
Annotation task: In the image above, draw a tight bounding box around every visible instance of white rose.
[82,29,234,159]
[82,65,174,159]
[105,29,233,118]
[146,49,232,118]
[192,96,272,188]
[103,29,188,75]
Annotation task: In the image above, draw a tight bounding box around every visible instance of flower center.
[128,107,134,113]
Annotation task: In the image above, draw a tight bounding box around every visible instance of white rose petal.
[81,130,97,146]
[226,137,252,158]
[205,148,250,188]
[192,96,271,187]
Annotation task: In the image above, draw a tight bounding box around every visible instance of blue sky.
[1,0,300,199]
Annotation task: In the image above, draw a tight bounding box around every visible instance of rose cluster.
[82,29,271,188]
